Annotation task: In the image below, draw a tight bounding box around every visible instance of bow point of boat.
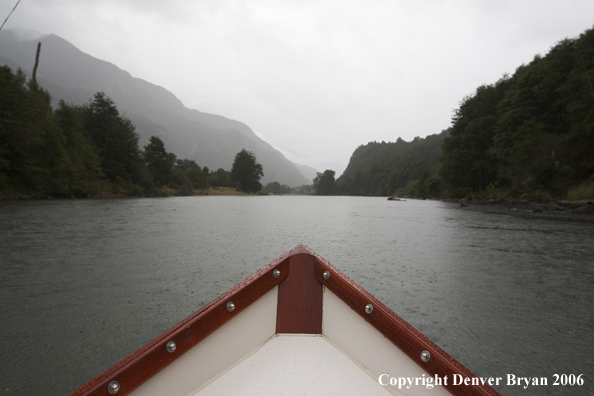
[69,245,501,396]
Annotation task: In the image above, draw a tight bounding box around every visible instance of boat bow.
[69,244,501,396]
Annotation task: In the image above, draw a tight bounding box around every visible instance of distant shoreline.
[0,186,252,200]
[389,196,594,214]
[3,192,592,215]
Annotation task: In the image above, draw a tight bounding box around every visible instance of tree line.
[0,66,265,197]
[334,133,445,196]
[439,27,594,200]
[314,27,594,200]
[5,27,592,200]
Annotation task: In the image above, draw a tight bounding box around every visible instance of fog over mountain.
[0,29,312,187]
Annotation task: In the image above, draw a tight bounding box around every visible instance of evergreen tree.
[144,136,173,186]
[231,149,264,192]
[175,159,209,189]
[439,27,594,198]
[0,68,72,194]
[0,67,215,197]
[313,170,335,195]
[265,181,282,194]
[27,81,72,194]
[440,76,511,195]
[54,100,104,194]
[208,168,232,187]
[84,92,143,184]
[0,67,44,192]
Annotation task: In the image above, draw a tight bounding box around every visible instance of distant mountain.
[0,29,311,187]
[294,163,318,184]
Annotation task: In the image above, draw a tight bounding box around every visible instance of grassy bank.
[193,187,250,196]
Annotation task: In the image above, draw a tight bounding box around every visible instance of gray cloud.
[3,0,593,175]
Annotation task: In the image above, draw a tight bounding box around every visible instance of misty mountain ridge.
[0,29,312,187]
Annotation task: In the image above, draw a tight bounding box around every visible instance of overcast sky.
[3,0,593,176]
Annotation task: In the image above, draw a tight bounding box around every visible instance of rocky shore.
[453,197,594,213]
[388,195,594,213]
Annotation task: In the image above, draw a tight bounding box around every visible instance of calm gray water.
[0,196,593,395]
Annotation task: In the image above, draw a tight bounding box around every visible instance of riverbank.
[389,195,594,214]
[2,196,592,396]
[0,186,259,200]
[193,187,251,195]
[453,197,594,213]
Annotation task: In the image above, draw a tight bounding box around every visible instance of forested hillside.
[335,131,446,196]
[440,27,594,200]
[0,66,263,197]
[4,27,593,200]
[335,27,594,200]
[0,30,310,187]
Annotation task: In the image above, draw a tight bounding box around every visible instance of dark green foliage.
[144,136,174,186]
[84,92,144,184]
[0,67,45,192]
[336,133,446,196]
[142,137,210,194]
[441,27,594,198]
[209,168,233,188]
[313,170,336,195]
[54,100,104,193]
[0,67,212,197]
[336,28,594,200]
[290,184,313,195]
[404,170,442,198]
[175,159,209,190]
[231,149,264,192]
[440,77,511,195]
[264,181,291,194]
[0,66,99,195]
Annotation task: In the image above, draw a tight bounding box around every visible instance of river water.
[0,196,592,395]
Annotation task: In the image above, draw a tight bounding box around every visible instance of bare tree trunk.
[32,42,41,82]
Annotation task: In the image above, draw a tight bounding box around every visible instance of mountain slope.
[0,29,310,187]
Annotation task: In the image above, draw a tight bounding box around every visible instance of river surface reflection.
[0,196,592,395]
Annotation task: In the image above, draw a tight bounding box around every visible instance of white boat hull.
[70,245,500,396]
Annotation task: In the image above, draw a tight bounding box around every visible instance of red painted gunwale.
[68,251,291,396]
[313,254,501,396]
[69,244,501,396]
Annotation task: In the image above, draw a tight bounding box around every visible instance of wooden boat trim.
[276,251,323,333]
[69,252,290,396]
[313,255,500,396]
[69,244,500,396]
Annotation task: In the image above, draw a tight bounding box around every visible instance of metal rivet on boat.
[108,381,120,394]
[323,271,330,280]
[273,269,280,278]
[227,301,235,312]
[365,304,373,314]
[166,340,176,353]
[421,350,431,362]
